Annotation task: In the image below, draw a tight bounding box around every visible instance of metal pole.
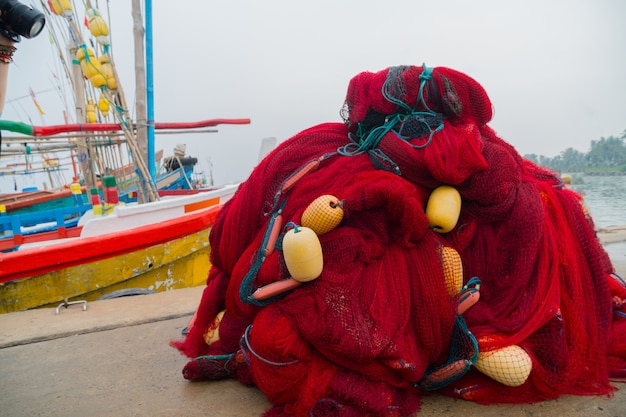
[145,0,156,180]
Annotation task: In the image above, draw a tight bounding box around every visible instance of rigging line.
[44,13,74,87]
[5,88,58,103]
[0,129,219,142]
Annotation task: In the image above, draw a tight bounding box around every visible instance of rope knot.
[419,63,433,81]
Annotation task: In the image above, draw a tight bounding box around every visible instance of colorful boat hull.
[0,184,239,314]
[0,205,219,313]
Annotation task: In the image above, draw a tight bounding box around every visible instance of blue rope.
[240,200,288,306]
[240,325,299,366]
[415,315,478,391]
[337,63,444,162]
[338,114,402,156]
[463,276,482,291]
[416,64,436,114]
[611,272,626,287]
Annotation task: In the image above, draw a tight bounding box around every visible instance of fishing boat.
[0,117,250,252]
[0,2,256,313]
[0,118,248,203]
[0,183,238,314]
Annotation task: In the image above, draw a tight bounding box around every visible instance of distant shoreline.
[583,172,626,176]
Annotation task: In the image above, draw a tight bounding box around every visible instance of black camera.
[0,0,46,42]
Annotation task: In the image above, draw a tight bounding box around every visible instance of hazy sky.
[2,0,625,190]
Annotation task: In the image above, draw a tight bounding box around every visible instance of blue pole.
[145,0,156,180]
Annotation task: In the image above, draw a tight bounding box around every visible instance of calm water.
[569,175,626,229]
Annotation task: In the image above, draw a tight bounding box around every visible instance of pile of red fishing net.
[172,64,626,416]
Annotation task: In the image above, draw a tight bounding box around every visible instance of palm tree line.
[524,130,626,174]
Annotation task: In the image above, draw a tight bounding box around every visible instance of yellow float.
[474,344,532,387]
[86,101,97,123]
[98,95,110,117]
[441,246,463,296]
[425,185,462,233]
[301,194,344,235]
[49,0,72,16]
[98,54,117,90]
[76,47,106,89]
[86,8,109,47]
[282,226,323,282]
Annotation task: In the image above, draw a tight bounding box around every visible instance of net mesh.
[172,64,626,416]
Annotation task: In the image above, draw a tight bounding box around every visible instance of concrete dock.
[1,230,626,417]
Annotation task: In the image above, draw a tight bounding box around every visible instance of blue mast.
[145,0,156,180]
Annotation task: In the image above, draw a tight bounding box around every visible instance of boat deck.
[1,236,625,417]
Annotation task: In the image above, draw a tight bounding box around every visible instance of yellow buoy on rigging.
[86,8,110,47]
[49,0,72,17]
[86,101,97,123]
[98,55,117,90]
[98,95,110,116]
[76,47,106,89]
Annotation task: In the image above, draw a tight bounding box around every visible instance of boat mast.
[132,0,149,203]
[69,45,97,190]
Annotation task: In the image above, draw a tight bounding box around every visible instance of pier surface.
[1,229,625,417]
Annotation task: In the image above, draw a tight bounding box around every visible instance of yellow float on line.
[86,101,97,123]
[441,246,463,296]
[282,226,323,282]
[98,95,110,116]
[474,344,533,387]
[425,185,462,233]
[76,47,107,89]
[86,8,109,46]
[49,0,72,16]
[301,194,344,236]
[99,55,117,90]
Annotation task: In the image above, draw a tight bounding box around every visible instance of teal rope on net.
[415,315,479,391]
[112,104,132,131]
[416,63,437,114]
[338,113,402,156]
[240,199,288,306]
[338,63,444,160]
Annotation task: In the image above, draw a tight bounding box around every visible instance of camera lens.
[27,15,45,38]
[0,0,46,40]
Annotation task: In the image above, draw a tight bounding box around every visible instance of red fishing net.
[172,64,626,416]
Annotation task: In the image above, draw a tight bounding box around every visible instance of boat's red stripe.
[0,227,83,252]
[0,205,221,282]
[31,118,251,136]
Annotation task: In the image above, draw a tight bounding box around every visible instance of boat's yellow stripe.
[0,228,211,314]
